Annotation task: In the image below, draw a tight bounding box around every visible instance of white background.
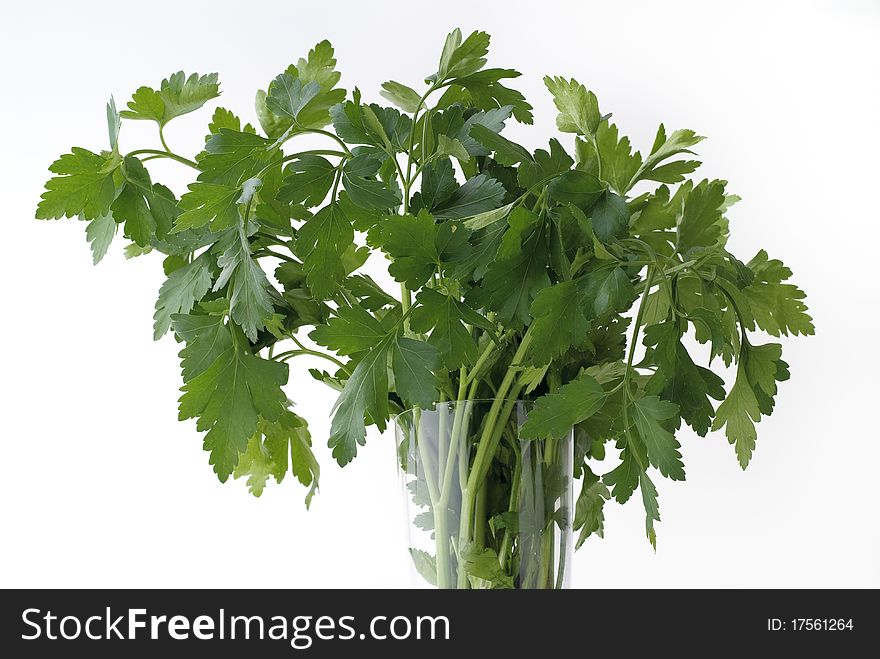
[1,0,877,588]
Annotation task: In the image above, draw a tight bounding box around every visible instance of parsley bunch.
[37,30,812,554]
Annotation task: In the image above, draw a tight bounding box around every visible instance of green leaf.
[643,321,726,436]
[408,549,438,587]
[436,134,470,162]
[469,124,532,166]
[590,191,630,242]
[443,68,534,124]
[278,155,336,206]
[434,174,505,220]
[392,336,440,408]
[283,412,321,507]
[266,74,321,122]
[207,107,253,137]
[111,156,166,246]
[120,72,220,126]
[257,41,345,137]
[712,341,789,468]
[677,179,726,254]
[456,106,513,156]
[172,313,234,382]
[36,148,118,221]
[310,304,386,355]
[178,335,288,482]
[640,471,661,549]
[435,29,490,82]
[331,96,412,152]
[85,213,116,264]
[328,336,393,466]
[232,432,277,497]
[106,96,121,150]
[743,250,815,337]
[447,218,506,282]
[634,123,704,186]
[294,39,343,91]
[153,252,213,340]
[479,206,550,327]
[198,129,275,186]
[520,372,606,439]
[582,265,636,317]
[341,154,401,210]
[214,231,274,342]
[578,122,642,194]
[378,210,439,288]
[517,138,573,190]
[604,442,642,505]
[631,395,684,481]
[548,170,605,209]
[416,159,458,211]
[459,543,513,589]
[380,81,422,113]
[526,280,590,366]
[574,470,610,547]
[294,201,355,299]
[543,76,601,136]
[235,410,319,505]
[174,183,240,233]
[461,202,514,231]
[410,288,494,370]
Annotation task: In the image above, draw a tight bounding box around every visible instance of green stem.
[497,447,522,567]
[455,328,530,589]
[474,484,487,549]
[300,128,352,155]
[273,348,350,375]
[254,248,294,262]
[620,266,655,475]
[158,125,171,153]
[127,149,198,169]
[466,331,533,493]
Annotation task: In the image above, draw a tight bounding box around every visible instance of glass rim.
[392,399,536,421]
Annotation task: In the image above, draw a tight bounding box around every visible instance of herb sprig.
[37,29,812,552]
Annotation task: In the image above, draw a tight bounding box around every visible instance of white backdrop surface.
[1,0,877,588]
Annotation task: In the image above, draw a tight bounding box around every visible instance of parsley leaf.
[520,372,606,439]
[543,76,602,137]
[630,395,685,481]
[153,252,214,340]
[643,321,726,436]
[36,148,118,221]
[328,336,393,466]
[310,304,386,355]
[85,213,116,264]
[526,280,590,366]
[121,72,220,126]
[294,201,355,299]
[743,250,815,337]
[178,329,288,481]
[434,174,505,219]
[477,207,550,327]
[712,341,789,468]
[214,231,275,342]
[410,288,494,369]
[392,336,441,408]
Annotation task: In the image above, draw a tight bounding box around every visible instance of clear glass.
[394,401,573,589]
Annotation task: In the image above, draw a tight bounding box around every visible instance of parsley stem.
[300,128,352,156]
[456,330,533,586]
[158,125,171,153]
[273,348,350,375]
[254,248,294,262]
[620,266,655,473]
[127,149,198,169]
